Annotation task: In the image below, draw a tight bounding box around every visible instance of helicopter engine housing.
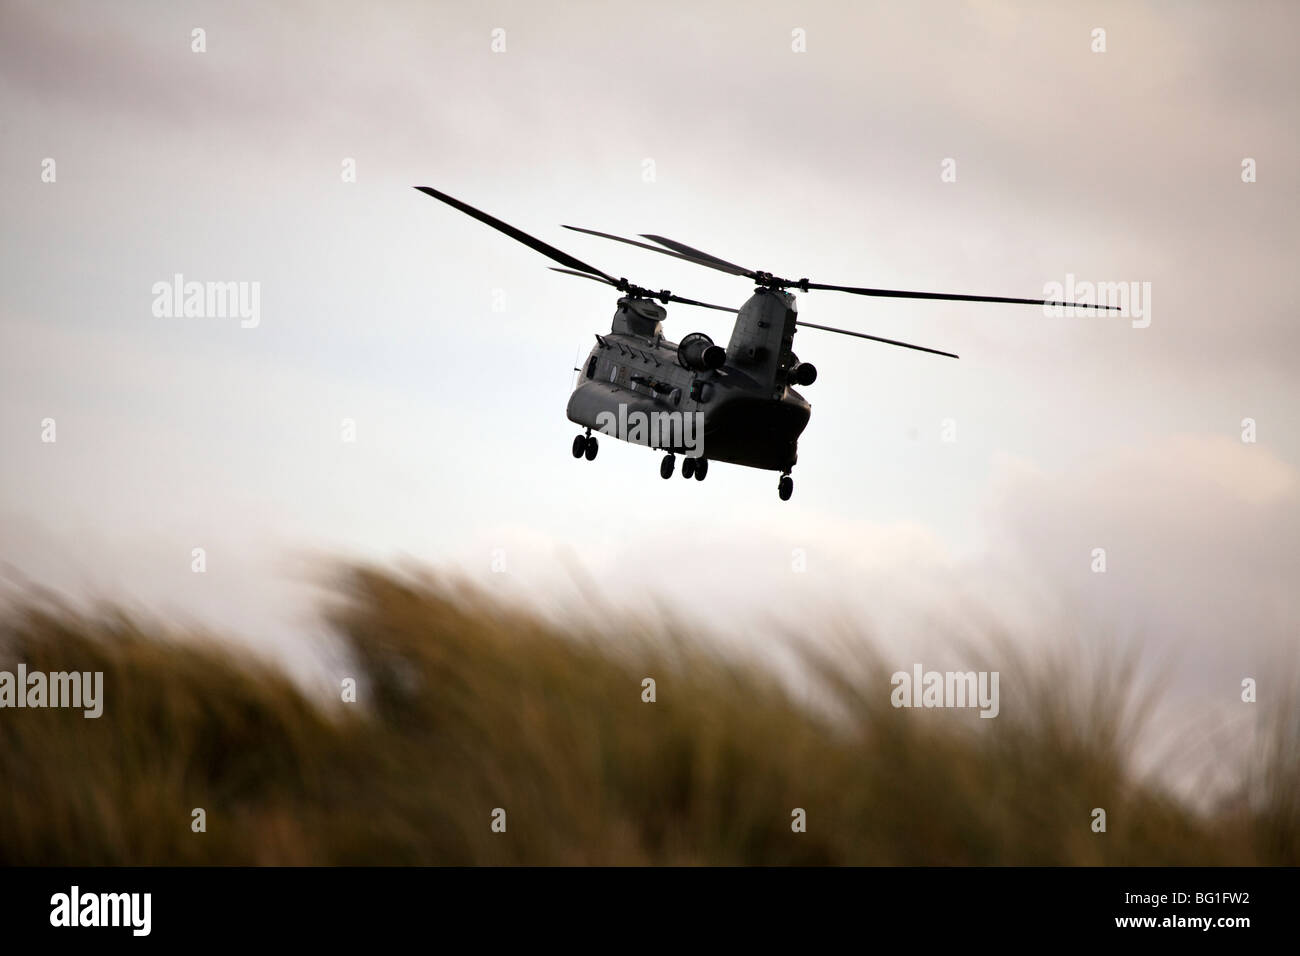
[676,332,726,372]
[792,362,817,386]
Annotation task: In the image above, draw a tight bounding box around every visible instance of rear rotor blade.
[797,320,959,359]
[640,234,755,278]
[562,225,708,267]
[804,282,1122,310]
[561,208,1123,315]
[549,267,616,288]
[414,186,614,283]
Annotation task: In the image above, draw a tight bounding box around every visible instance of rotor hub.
[750,271,809,292]
[615,277,673,304]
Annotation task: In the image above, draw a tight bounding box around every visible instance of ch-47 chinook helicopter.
[414,185,1119,500]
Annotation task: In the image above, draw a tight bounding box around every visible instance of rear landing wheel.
[681,457,696,480]
[694,458,708,481]
[571,435,586,458]
[778,475,793,501]
[660,454,675,479]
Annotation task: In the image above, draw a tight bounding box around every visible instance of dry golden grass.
[0,563,1293,865]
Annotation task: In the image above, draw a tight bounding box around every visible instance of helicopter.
[414,185,1119,500]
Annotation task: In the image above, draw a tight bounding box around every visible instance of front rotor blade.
[804,282,1123,310]
[549,268,736,313]
[797,320,959,359]
[665,294,738,313]
[414,186,615,283]
[640,234,755,278]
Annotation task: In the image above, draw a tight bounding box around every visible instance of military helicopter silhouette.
[415,186,1118,501]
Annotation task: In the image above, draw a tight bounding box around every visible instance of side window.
[585,355,597,379]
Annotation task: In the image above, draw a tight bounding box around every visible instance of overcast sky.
[1,1,1297,787]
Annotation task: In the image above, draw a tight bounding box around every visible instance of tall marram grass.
[0,564,1294,864]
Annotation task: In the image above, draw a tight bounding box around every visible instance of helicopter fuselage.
[414,182,1120,500]
[566,289,811,473]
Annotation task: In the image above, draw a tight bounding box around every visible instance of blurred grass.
[0,563,1294,865]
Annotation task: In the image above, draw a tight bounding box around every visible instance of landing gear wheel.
[694,458,708,481]
[572,435,587,458]
[660,454,675,479]
[778,475,794,501]
[682,457,696,479]
[584,436,599,461]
